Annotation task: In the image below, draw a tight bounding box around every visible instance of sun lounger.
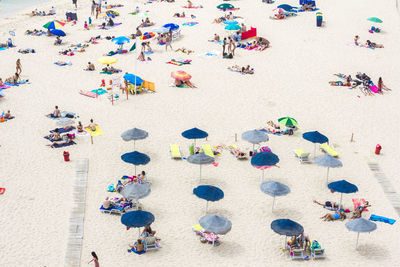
[170,144,182,159]
[320,144,339,157]
[293,149,311,163]
[192,224,220,245]
[202,144,214,158]
[100,201,132,215]
[144,237,162,251]
[228,145,247,159]
[290,249,304,260]
[310,240,325,259]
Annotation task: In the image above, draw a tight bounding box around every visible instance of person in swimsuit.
[16,59,22,75]
[377,77,391,92]
[321,211,346,221]
[313,200,340,209]
[88,251,99,267]
[88,119,96,131]
[49,128,61,141]
[77,121,83,132]
[165,35,172,51]
[351,201,371,219]
[354,35,359,46]
[142,225,156,237]
[129,239,144,252]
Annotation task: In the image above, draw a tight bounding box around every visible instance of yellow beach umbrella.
[97,56,118,65]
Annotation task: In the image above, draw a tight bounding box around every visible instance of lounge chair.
[192,224,220,245]
[189,144,195,155]
[293,149,311,163]
[144,237,162,251]
[228,145,248,159]
[100,201,132,215]
[170,144,182,159]
[310,240,325,259]
[290,248,304,260]
[202,144,215,158]
[320,144,339,157]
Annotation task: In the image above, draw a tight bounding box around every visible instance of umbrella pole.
[340,193,343,208]
[138,227,141,239]
[356,232,359,249]
[252,144,255,153]
[314,143,316,159]
[199,164,202,182]
[134,140,136,150]
[206,201,208,213]
[272,196,275,212]
[326,167,330,184]
[135,165,137,176]
[262,169,265,182]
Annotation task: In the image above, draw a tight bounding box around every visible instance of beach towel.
[91,88,108,95]
[84,125,104,136]
[167,59,192,66]
[80,90,97,98]
[51,141,77,148]
[98,23,122,30]
[142,80,155,92]
[182,22,199,26]
[0,47,6,51]
[54,61,72,66]
[4,80,29,87]
[369,214,396,225]
[169,83,189,88]
[72,129,89,137]
[370,85,378,93]
[197,51,220,58]
[49,127,74,134]
[143,51,154,55]
[0,85,11,89]
[352,198,369,212]
[258,129,282,136]
[0,188,5,194]
[100,71,113,75]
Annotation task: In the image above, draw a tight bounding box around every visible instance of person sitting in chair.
[142,225,156,237]
[129,239,144,253]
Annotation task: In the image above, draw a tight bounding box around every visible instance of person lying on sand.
[329,76,352,86]
[256,37,270,50]
[366,40,384,48]
[137,52,146,61]
[313,200,341,210]
[5,73,20,85]
[321,211,346,221]
[173,12,185,18]
[351,201,371,219]
[85,62,95,71]
[213,16,226,23]
[175,47,194,54]
[175,79,196,88]
[301,3,316,11]
[228,65,254,74]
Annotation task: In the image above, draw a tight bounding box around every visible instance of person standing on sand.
[72,0,77,9]
[16,59,22,75]
[88,251,99,267]
[165,33,172,51]
[222,38,227,55]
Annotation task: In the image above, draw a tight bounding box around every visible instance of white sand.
[1,0,400,266]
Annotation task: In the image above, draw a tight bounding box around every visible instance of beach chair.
[202,144,215,158]
[293,149,311,163]
[189,144,195,155]
[144,237,161,251]
[100,201,132,215]
[290,249,304,260]
[170,144,182,159]
[310,240,325,259]
[192,224,219,245]
[320,144,339,157]
[228,145,247,159]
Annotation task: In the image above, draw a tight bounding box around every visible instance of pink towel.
[352,198,369,211]
[370,85,378,93]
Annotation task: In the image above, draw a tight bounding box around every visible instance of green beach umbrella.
[367,17,383,23]
[278,117,298,127]
[217,3,234,10]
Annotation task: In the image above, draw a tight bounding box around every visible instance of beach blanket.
[0,116,15,122]
[84,125,104,136]
[54,61,72,66]
[369,214,396,225]
[4,80,29,86]
[80,90,97,98]
[72,129,89,137]
[370,85,379,93]
[258,129,282,136]
[197,51,220,58]
[167,59,192,66]
[352,198,369,212]
[182,22,199,26]
[347,42,375,50]
[0,47,6,51]
[169,83,189,88]
[100,71,113,75]
[0,85,11,89]
[99,23,122,30]
[91,88,108,95]
[49,127,74,134]
[51,141,77,148]
[143,51,154,55]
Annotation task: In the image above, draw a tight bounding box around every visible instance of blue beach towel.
[369,214,396,225]
[91,88,108,95]
[4,80,29,86]
[54,62,72,66]
[258,129,282,136]
[51,141,76,148]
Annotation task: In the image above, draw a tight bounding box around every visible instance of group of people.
[354,35,384,48]
[314,200,371,221]
[30,7,56,16]
[228,65,254,74]
[1,59,22,85]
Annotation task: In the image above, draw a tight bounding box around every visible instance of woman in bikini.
[321,211,346,221]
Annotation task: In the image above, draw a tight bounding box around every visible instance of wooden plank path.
[64,159,89,267]
[367,158,400,216]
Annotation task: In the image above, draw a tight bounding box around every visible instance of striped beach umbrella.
[278,117,298,127]
[43,20,65,30]
[171,70,191,81]
[140,32,155,40]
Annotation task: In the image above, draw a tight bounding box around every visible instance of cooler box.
[316,12,323,27]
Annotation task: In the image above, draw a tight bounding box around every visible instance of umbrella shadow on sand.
[206,208,234,218]
[270,207,302,219]
[356,243,389,259]
[210,241,244,257]
[198,177,228,187]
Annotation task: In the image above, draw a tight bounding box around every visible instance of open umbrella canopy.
[315,155,342,168]
[50,29,66,37]
[271,219,304,236]
[152,27,169,33]
[97,56,118,65]
[43,20,65,29]
[217,3,234,10]
[121,151,150,165]
[242,130,268,144]
[120,183,151,200]
[200,214,232,234]
[223,20,238,25]
[225,24,241,31]
[260,181,290,197]
[182,127,208,140]
[278,117,298,126]
[187,153,215,165]
[346,218,377,233]
[251,152,280,167]
[121,128,148,142]
[367,17,383,23]
[328,180,358,194]
[163,23,179,31]
[121,210,154,228]
[171,70,191,81]
[302,131,328,143]
[277,4,293,11]
[273,8,286,14]
[140,32,155,40]
[194,185,224,202]
[111,36,130,45]
[123,73,144,85]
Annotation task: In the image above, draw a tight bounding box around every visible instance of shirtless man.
[53,106,61,117]
[208,34,220,42]
[165,34,172,51]
[16,59,22,75]
[85,62,95,71]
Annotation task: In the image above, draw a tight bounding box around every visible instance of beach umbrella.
[277,4,293,11]
[200,214,232,246]
[345,218,377,249]
[273,8,286,14]
[251,152,280,181]
[278,117,298,127]
[223,20,238,25]
[123,73,144,86]
[152,27,169,33]
[260,181,290,211]
[193,185,224,213]
[50,29,66,37]
[224,24,241,31]
[121,151,150,175]
[171,70,192,81]
[217,3,234,10]
[302,131,328,158]
[367,17,382,23]
[121,128,148,149]
[271,219,304,236]
[43,20,65,30]
[242,130,269,151]
[187,153,215,181]
[315,155,343,184]
[181,127,208,146]
[120,183,151,209]
[328,180,358,207]
[163,23,179,31]
[56,118,75,127]
[111,36,130,45]
[97,56,118,65]
[140,32,155,40]
[121,210,155,237]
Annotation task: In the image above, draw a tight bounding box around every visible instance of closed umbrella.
[120,183,151,209]
[121,151,150,175]
[315,155,343,184]
[98,56,118,65]
[260,181,290,211]
[328,180,358,207]
[271,219,304,248]
[302,131,328,158]
[187,153,215,181]
[199,214,232,246]
[50,29,66,37]
[242,130,269,151]
[121,128,148,149]
[217,3,234,10]
[225,24,241,31]
[251,152,280,181]
[345,218,377,248]
[181,127,208,146]
[121,210,155,237]
[193,185,224,213]
[171,70,191,81]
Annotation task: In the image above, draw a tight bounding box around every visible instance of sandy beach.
[1,0,400,266]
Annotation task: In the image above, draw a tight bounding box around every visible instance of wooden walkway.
[64,159,89,267]
[367,158,400,216]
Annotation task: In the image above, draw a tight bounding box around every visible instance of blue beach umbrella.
[182,127,208,146]
[315,155,343,184]
[123,73,144,86]
[260,181,290,211]
[223,20,238,25]
[50,29,66,36]
[328,180,358,207]
[271,219,304,236]
[163,23,179,31]
[112,36,130,45]
[345,218,377,249]
[302,131,329,158]
[194,185,224,212]
[121,210,155,237]
[121,151,150,175]
[225,24,241,31]
[251,152,279,181]
[277,4,293,11]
